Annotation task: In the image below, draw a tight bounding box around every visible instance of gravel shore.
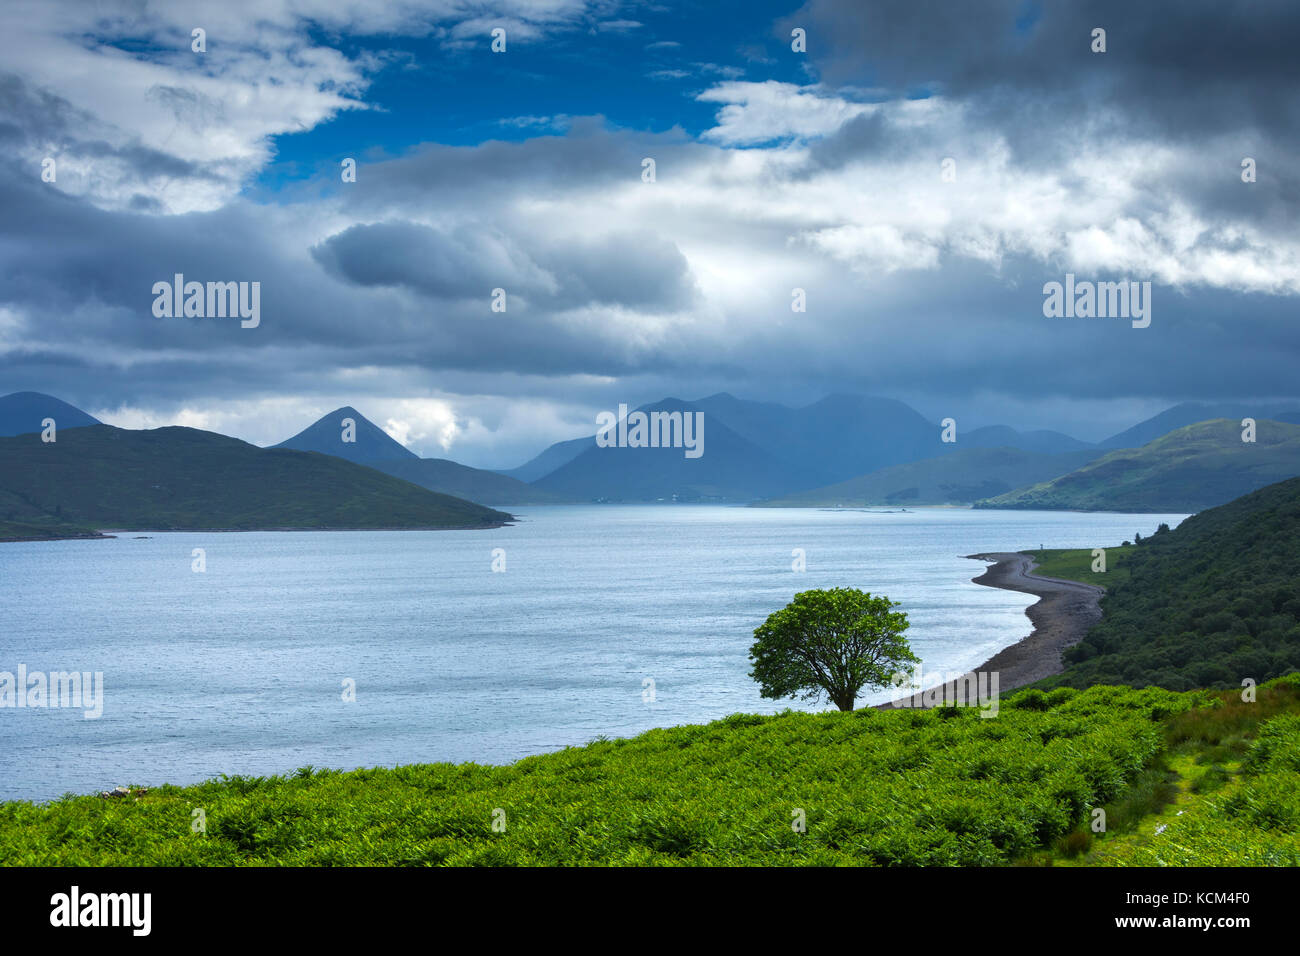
[878,551,1105,708]
[962,551,1106,688]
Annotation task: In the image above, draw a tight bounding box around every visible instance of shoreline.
[0,522,514,543]
[0,531,113,543]
[878,551,1106,708]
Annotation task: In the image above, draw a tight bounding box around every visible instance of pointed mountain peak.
[0,392,101,437]
[275,405,418,463]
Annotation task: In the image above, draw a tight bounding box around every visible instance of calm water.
[0,506,1187,802]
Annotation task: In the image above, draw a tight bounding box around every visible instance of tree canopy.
[749,588,918,711]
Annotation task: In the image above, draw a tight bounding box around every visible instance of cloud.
[311,220,699,311]
[0,0,617,212]
[697,81,875,145]
[1,0,1298,465]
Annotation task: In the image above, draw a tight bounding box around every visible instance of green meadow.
[3,676,1298,866]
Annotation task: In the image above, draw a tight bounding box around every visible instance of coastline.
[0,521,514,544]
[0,531,113,543]
[878,551,1105,708]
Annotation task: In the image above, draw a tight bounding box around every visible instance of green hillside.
[755,446,1102,507]
[0,425,511,535]
[371,457,572,505]
[976,418,1300,512]
[4,677,1298,866]
[1024,544,1138,589]
[1039,476,1300,691]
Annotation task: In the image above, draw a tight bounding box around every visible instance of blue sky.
[256,0,813,195]
[2,0,1298,467]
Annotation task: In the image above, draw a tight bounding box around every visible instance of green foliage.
[1040,476,1300,691]
[749,588,919,711]
[1027,546,1135,588]
[1075,676,1300,866]
[0,684,1192,867]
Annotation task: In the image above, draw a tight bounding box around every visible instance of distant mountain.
[1100,402,1300,449]
[370,457,571,505]
[0,391,100,437]
[694,392,948,486]
[962,425,1093,455]
[275,405,558,504]
[756,447,1106,507]
[275,406,418,462]
[496,435,593,483]
[977,419,1300,512]
[531,398,822,501]
[510,391,1098,500]
[0,424,510,537]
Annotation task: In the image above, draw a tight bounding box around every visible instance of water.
[0,506,1187,803]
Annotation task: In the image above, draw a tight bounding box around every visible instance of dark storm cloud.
[785,0,1300,140]
[782,0,1300,232]
[0,147,708,409]
[784,0,1300,213]
[2,132,1298,417]
[323,117,703,215]
[311,220,698,311]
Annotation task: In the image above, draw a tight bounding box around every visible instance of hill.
[755,446,1105,507]
[277,406,555,505]
[496,435,592,483]
[274,405,417,463]
[977,419,1300,512]
[692,392,948,486]
[510,392,1096,497]
[1031,474,1300,691]
[370,457,570,505]
[0,425,510,534]
[1099,401,1300,449]
[4,677,1298,866]
[0,391,100,437]
[530,398,823,501]
[962,425,1092,454]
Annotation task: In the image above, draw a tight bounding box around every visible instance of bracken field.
[3,675,1297,866]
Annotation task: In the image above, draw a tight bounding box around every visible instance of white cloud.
[0,0,608,212]
[697,81,875,145]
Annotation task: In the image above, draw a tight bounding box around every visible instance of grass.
[5,678,1299,866]
[1019,674,1300,866]
[1026,546,1135,588]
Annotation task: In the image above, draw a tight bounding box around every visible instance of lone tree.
[749,588,918,712]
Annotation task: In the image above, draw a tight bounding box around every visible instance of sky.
[1,0,1297,468]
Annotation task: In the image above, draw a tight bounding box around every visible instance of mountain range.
[977,419,1300,512]
[8,390,1300,516]
[510,393,1099,502]
[275,405,570,505]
